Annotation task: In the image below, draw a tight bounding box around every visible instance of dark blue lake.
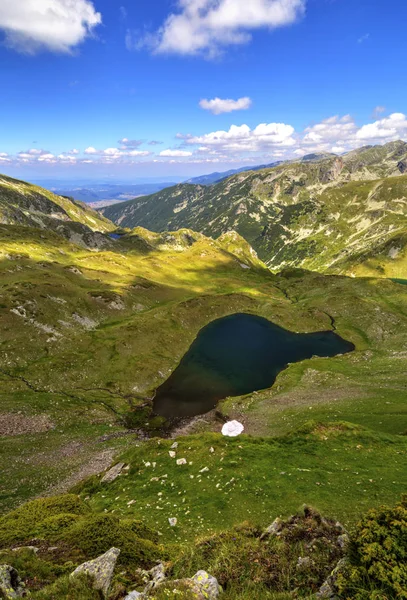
[153,313,355,418]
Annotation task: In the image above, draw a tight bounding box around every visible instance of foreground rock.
[0,565,27,599]
[71,547,120,598]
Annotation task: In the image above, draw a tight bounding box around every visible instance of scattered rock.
[71,547,120,598]
[125,592,145,599]
[260,517,284,539]
[0,565,27,599]
[101,462,126,483]
[192,570,222,598]
[169,451,176,458]
[168,517,178,526]
[143,563,166,593]
[317,558,347,599]
[176,458,187,465]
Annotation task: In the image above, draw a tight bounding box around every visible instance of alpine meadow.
[0,1,406,599]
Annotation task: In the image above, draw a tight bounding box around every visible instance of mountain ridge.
[101,141,407,276]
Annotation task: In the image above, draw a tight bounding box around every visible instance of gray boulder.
[143,563,166,592]
[192,571,222,598]
[71,547,120,598]
[101,462,126,483]
[0,565,27,599]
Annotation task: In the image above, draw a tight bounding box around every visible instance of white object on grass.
[221,420,244,437]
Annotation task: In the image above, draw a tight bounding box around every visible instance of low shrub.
[337,497,407,599]
[62,513,162,567]
[0,495,90,547]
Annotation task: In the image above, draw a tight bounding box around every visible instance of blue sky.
[0,0,406,180]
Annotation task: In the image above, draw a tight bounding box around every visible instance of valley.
[0,166,406,599]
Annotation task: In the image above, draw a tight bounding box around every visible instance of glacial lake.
[153,313,355,419]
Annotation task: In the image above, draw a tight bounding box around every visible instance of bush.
[62,514,162,567]
[0,495,90,547]
[337,497,407,599]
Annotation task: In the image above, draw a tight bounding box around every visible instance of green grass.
[80,424,407,543]
[1,223,407,513]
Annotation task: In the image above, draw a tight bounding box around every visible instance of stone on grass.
[101,463,126,483]
[71,547,120,598]
[168,517,178,526]
[0,564,26,599]
[144,563,166,593]
[192,570,222,598]
[124,592,145,599]
[176,458,187,465]
[221,421,244,437]
[260,517,284,539]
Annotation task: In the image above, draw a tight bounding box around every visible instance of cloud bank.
[2,112,407,170]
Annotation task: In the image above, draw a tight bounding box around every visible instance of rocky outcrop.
[0,565,27,599]
[71,547,120,598]
[397,160,407,173]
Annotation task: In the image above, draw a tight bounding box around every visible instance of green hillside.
[0,174,115,247]
[102,141,407,277]
[0,174,406,599]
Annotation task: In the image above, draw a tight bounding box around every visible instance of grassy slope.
[0,174,115,244]
[84,424,407,543]
[0,221,406,516]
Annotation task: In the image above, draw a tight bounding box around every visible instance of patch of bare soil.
[0,412,54,436]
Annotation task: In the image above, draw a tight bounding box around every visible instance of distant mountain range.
[101,141,407,277]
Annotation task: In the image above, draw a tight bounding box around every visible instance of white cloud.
[185,122,296,153]
[356,113,407,142]
[160,149,193,157]
[0,0,102,54]
[70,148,80,154]
[199,96,252,115]
[128,150,150,157]
[0,152,9,157]
[144,0,305,56]
[303,115,357,146]
[84,146,98,154]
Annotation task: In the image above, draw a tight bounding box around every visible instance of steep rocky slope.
[0,174,115,247]
[102,141,407,276]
